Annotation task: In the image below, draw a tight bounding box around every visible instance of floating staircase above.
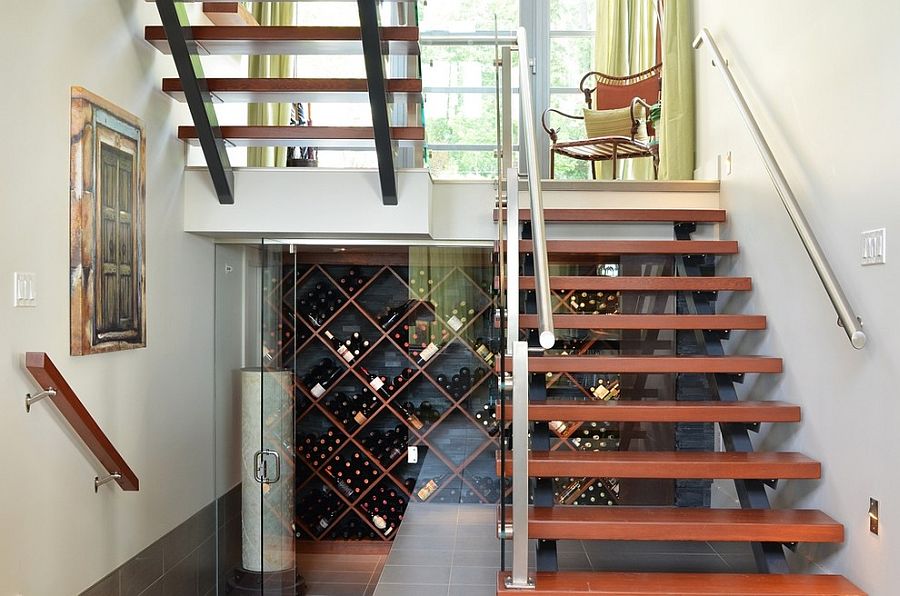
[495,200,865,595]
[147,0,423,205]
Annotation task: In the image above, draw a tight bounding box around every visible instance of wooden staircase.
[146,0,423,204]
[495,204,864,594]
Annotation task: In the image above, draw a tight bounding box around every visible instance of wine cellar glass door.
[257,240,301,594]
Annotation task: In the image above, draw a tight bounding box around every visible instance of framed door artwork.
[70,87,146,355]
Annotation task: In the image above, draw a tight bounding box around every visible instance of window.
[419,0,519,179]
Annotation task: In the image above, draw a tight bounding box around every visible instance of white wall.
[693,2,900,592]
[0,2,217,594]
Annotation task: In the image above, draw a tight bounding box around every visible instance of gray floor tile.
[303,570,375,584]
[398,522,459,537]
[451,549,500,568]
[454,533,500,551]
[456,505,497,525]
[391,533,455,551]
[710,541,755,555]
[721,554,758,572]
[557,550,593,571]
[390,548,454,566]
[450,566,498,586]
[374,585,449,596]
[582,539,715,556]
[590,552,731,573]
[378,564,452,585]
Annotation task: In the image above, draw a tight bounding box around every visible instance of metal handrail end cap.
[539,331,556,350]
[852,330,867,350]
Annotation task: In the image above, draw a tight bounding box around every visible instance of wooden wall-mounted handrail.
[24,352,139,491]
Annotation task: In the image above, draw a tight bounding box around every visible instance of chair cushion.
[583,105,649,143]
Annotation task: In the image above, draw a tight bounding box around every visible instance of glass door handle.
[254,449,281,484]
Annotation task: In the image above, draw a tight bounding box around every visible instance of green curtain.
[594,0,657,180]
[246,2,296,167]
[658,1,695,180]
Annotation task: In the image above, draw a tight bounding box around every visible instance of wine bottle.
[416,473,448,501]
[415,341,441,366]
[379,298,416,330]
[309,358,341,398]
[360,367,391,399]
[396,401,424,430]
[473,337,495,365]
[324,330,355,364]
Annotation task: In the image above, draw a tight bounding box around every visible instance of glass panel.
[550,0,597,31]
[258,241,301,593]
[550,37,595,88]
[418,0,518,33]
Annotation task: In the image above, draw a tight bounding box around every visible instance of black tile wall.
[80,484,241,596]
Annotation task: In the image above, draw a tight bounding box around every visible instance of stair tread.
[497,571,866,595]
[519,314,766,330]
[145,25,420,55]
[500,400,801,423]
[163,77,422,102]
[509,506,843,543]
[177,125,424,148]
[502,355,783,374]
[498,451,821,479]
[494,208,727,223]
[501,240,739,255]
[515,276,752,291]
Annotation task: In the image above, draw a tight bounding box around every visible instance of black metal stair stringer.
[675,224,789,574]
[156,0,234,205]
[357,0,399,205]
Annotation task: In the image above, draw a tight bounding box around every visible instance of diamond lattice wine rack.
[263,247,501,541]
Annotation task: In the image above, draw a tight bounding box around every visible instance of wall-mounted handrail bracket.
[24,352,139,492]
[25,388,56,413]
[95,473,122,493]
[693,28,866,349]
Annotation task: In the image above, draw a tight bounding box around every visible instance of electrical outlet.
[407,446,418,464]
[14,272,36,307]
[862,229,886,265]
[870,498,879,535]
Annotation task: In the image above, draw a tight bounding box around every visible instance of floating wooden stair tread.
[519,314,766,330]
[502,240,739,255]
[494,208,727,223]
[498,451,820,479]
[499,400,801,423]
[145,26,420,55]
[496,571,866,595]
[508,506,843,543]
[517,276,752,291]
[502,355,783,374]
[202,2,258,26]
[163,77,422,103]
[177,125,424,148]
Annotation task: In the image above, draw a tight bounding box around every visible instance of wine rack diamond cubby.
[263,247,501,542]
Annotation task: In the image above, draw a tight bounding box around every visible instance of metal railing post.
[506,340,534,589]
[693,28,867,349]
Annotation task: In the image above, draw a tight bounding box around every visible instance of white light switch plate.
[862,229,886,265]
[14,272,36,307]
[407,446,418,464]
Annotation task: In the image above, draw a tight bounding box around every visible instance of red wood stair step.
[177,125,424,147]
[504,506,843,543]
[162,77,422,103]
[519,314,766,330]
[497,451,821,479]
[145,26,420,55]
[516,275,752,291]
[496,571,866,595]
[494,208,727,223]
[498,400,801,423]
[502,355,783,374]
[498,240,739,255]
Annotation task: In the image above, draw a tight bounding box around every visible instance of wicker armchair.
[542,63,661,179]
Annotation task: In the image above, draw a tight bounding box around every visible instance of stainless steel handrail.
[693,28,867,349]
[516,26,555,350]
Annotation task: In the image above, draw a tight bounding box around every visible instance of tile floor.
[298,550,387,596]
[297,502,760,596]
